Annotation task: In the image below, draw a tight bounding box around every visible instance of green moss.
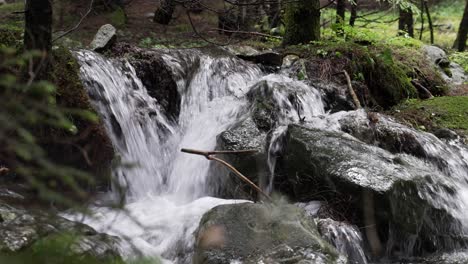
[449,52,468,73]
[107,7,127,27]
[284,37,452,108]
[0,3,24,50]
[0,27,23,49]
[0,2,24,14]
[392,96,468,136]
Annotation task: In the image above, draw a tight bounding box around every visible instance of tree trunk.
[154,0,175,25]
[283,0,321,46]
[398,6,414,37]
[24,0,52,53]
[267,0,281,28]
[454,0,468,51]
[350,0,358,26]
[336,0,346,24]
[424,0,434,44]
[237,0,260,31]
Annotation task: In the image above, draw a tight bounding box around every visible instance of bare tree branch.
[181,148,272,202]
[53,0,95,43]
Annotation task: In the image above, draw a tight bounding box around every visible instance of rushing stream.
[73,48,468,264]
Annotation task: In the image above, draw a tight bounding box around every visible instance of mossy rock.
[391,96,468,138]
[194,203,343,264]
[283,41,449,108]
[39,46,115,193]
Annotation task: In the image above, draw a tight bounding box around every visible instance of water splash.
[74,50,260,262]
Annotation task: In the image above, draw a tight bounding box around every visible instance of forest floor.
[1,0,465,50]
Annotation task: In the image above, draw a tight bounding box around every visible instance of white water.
[73,48,468,263]
[73,50,330,263]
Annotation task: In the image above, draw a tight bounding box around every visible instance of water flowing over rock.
[193,203,345,264]
[317,218,367,264]
[72,45,468,264]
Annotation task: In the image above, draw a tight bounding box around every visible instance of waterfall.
[74,50,268,262]
[72,48,468,263]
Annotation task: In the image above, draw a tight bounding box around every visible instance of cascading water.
[72,47,468,264]
[74,49,270,263]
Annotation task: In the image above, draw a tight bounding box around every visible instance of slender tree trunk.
[419,0,424,40]
[350,0,358,26]
[424,0,434,44]
[398,6,414,37]
[24,0,52,53]
[454,0,468,51]
[267,0,281,28]
[283,0,321,46]
[336,0,346,24]
[154,0,175,25]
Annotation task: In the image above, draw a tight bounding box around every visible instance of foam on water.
[74,48,468,263]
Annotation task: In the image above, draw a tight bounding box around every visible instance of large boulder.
[129,50,180,118]
[422,45,467,86]
[278,124,468,256]
[215,117,268,199]
[0,203,122,261]
[193,202,345,264]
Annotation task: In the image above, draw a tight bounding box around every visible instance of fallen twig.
[210,28,283,40]
[411,79,433,99]
[342,70,362,109]
[181,148,272,202]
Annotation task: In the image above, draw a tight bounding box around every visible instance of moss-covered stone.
[391,96,468,138]
[41,46,115,192]
[194,203,343,264]
[282,41,449,108]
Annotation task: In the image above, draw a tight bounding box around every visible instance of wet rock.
[215,117,268,199]
[433,128,459,140]
[281,54,300,68]
[194,203,344,264]
[225,45,283,67]
[129,50,180,118]
[279,124,468,256]
[0,203,122,261]
[314,81,357,113]
[90,24,117,52]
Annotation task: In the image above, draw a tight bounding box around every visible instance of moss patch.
[107,7,127,27]
[282,39,449,108]
[41,46,115,192]
[391,96,468,137]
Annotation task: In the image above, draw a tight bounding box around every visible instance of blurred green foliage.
[0,46,99,207]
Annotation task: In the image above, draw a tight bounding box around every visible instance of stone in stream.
[90,24,117,52]
[193,202,346,264]
[0,202,122,261]
[224,45,283,68]
[215,117,268,199]
[279,124,468,256]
